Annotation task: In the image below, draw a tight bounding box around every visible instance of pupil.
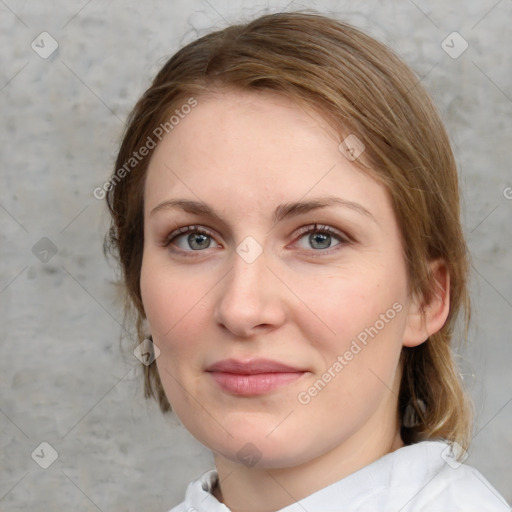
[310,232,331,249]
[189,233,210,250]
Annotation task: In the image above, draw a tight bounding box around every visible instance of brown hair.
[105,11,472,448]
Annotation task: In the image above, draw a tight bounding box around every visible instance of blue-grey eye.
[295,227,343,250]
[187,233,211,250]
[171,230,220,251]
[309,232,332,249]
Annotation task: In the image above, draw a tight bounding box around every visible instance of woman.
[104,11,511,512]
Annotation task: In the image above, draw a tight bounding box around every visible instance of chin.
[206,429,318,470]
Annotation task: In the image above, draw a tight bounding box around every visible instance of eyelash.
[289,224,350,255]
[162,223,350,254]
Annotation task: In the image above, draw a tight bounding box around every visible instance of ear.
[402,259,450,348]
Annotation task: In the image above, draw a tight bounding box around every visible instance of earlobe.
[402,260,450,348]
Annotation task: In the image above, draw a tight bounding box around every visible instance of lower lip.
[208,371,305,395]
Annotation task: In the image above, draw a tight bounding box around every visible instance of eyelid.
[163,225,220,248]
[286,223,354,254]
[290,223,351,245]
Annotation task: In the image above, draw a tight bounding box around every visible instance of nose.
[213,250,286,338]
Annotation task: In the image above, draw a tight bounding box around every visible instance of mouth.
[205,358,307,396]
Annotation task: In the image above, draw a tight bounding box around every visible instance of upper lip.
[206,358,304,374]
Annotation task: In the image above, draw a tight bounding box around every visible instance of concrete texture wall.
[1,1,511,510]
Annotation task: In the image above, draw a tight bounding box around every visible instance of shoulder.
[380,441,511,511]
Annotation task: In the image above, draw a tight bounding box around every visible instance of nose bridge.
[214,244,284,336]
[223,247,268,310]
[231,257,262,299]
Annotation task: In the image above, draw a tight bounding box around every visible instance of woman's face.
[141,89,420,469]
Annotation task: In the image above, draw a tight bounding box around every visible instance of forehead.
[165,88,338,163]
[143,89,389,221]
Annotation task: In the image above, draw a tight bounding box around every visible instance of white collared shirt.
[169,441,511,512]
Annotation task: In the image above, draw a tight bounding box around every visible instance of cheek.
[289,268,408,395]
[291,266,406,342]
[140,253,207,337]
[140,260,209,409]
[139,256,217,382]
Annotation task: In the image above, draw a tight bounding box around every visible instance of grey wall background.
[1,1,511,510]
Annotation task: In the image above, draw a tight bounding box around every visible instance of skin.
[140,89,449,512]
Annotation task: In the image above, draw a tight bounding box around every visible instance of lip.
[206,358,304,374]
[206,358,307,396]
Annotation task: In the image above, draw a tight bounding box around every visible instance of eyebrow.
[149,196,376,224]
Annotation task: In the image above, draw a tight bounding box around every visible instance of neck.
[212,418,404,512]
